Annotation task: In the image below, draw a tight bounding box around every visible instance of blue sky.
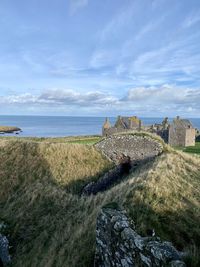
[0,0,200,117]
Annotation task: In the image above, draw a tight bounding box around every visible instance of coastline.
[0,116,199,138]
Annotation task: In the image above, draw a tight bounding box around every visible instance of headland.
[0,126,21,134]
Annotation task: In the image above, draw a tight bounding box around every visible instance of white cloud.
[1,86,200,116]
[124,86,200,113]
[0,89,118,107]
[39,89,118,106]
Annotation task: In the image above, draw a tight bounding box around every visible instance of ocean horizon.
[0,115,200,137]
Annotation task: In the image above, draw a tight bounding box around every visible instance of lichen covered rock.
[94,207,186,267]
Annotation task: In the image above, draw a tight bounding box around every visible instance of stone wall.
[185,128,196,146]
[156,129,169,143]
[82,161,132,196]
[168,122,195,147]
[94,207,186,267]
[168,125,186,147]
[82,134,163,195]
[95,134,163,165]
[0,222,11,266]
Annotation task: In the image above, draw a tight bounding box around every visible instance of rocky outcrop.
[0,222,11,266]
[94,207,186,267]
[0,126,21,134]
[95,134,163,165]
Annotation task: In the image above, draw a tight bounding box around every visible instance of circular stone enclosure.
[95,134,163,164]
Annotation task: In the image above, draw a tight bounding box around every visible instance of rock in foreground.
[94,207,186,267]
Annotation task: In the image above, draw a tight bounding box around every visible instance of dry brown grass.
[0,139,200,267]
[0,140,113,199]
[0,135,101,144]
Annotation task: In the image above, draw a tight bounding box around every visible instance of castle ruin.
[168,116,195,147]
[102,116,142,137]
[102,116,196,147]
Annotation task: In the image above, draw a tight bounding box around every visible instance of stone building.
[168,116,195,147]
[149,117,170,143]
[103,115,196,147]
[102,116,142,136]
[102,118,111,134]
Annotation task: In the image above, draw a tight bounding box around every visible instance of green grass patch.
[0,135,102,145]
[66,137,101,145]
[174,142,200,155]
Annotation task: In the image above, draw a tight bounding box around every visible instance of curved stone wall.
[95,134,163,164]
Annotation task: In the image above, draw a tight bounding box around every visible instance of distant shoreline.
[0,126,22,134]
[0,116,199,137]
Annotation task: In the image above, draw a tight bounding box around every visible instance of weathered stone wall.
[168,125,186,147]
[185,128,196,146]
[82,134,162,195]
[95,134,163,165]
[156,129,169,143]
[82,161,132,196]
[168,124,195,147]
[94,207,186,267]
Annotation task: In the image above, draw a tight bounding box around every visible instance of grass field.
[183,142,200,154]
[0,137,200,266]
[0,135,102,145]
[175,142,200,155]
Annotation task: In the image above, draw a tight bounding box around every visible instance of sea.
[0,115,200,137]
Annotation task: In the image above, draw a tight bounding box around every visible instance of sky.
[0,0,200,117]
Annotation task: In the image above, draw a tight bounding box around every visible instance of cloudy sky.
[0,0,200,117]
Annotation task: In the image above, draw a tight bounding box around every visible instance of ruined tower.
[102,118,111,136]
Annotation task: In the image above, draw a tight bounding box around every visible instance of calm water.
[0,116,200,137]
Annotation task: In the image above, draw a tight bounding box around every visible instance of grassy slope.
[0,135,101,145]
[0,139,200,266]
